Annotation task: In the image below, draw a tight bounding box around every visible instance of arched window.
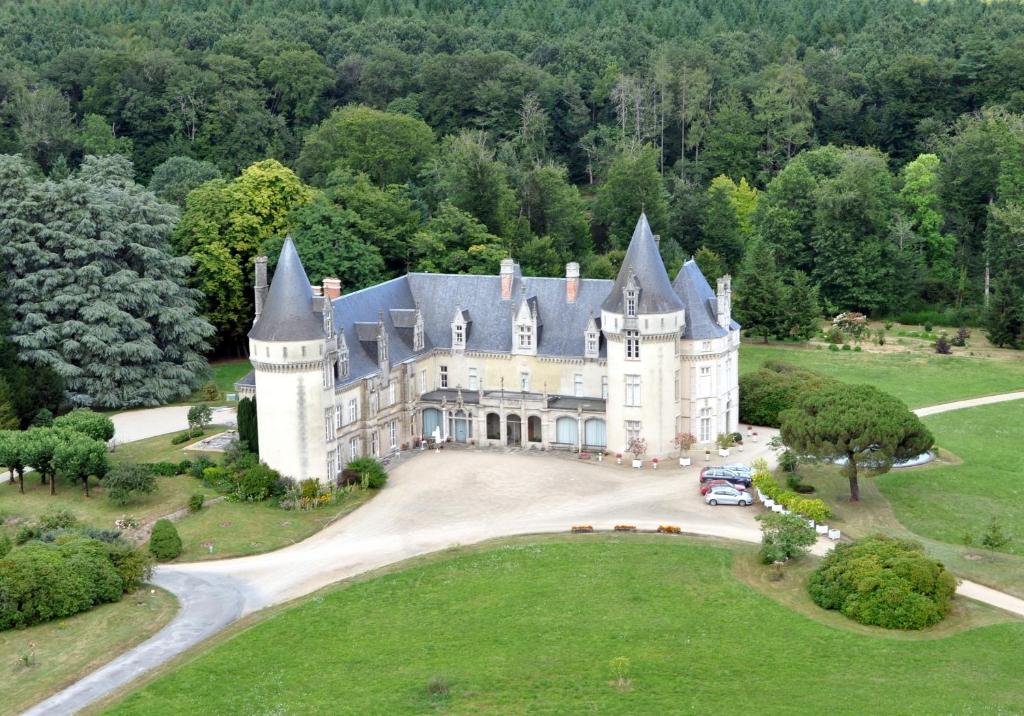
[555,416,578,445]
[486,412,500,440]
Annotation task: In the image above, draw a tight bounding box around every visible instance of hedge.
[753,469,831,524]
[0,536,149,631]
[149,519,182,561]
[807,535,956,629]
[739,361,837,428]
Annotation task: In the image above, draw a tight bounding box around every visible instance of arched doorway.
[555,416,578,446]
[450,409,471,443]
[422,408,442,442]
[506,414,522,446]
[527,415,542,442]
[584,418,607,448]
[486,412,500,440]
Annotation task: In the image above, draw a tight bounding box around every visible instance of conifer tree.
[0,154,213,408]
[783,271,821,341]
[734,240,785,342]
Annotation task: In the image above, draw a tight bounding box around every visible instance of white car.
[704,485,753,506]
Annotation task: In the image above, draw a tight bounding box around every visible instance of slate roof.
[672,259,741,340]
[601,213,686,315]
[248,237,326,342]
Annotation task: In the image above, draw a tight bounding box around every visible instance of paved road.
[24,392,1024,714]
[913,390,1024,417]
[110,405,237,445]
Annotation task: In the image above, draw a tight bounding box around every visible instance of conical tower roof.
[601,213,684,314]
[248,237,326,342]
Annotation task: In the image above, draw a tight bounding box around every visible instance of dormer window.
[378,330,388,366]
[585,332,598,356]
[518,324,533,350]
[451,308,468,350]
[584,316,600,359]
[339,348,349,379]
[625,290,637,317]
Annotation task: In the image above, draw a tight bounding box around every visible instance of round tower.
[600,214,686,458]
[248,237,331,481]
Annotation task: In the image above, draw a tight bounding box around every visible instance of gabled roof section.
[672,259,739,340]
[249,236,326,342]
[389,308,419,328]
[601,213,685,314]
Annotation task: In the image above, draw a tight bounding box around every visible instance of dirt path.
[24,391,1024,715]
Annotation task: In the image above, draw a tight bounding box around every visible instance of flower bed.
[752,467,831,524]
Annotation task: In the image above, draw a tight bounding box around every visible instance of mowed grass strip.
[1,587,177,716]
[104,539,1024,715]
[879,400,1024,556]
[739,343,1024,408]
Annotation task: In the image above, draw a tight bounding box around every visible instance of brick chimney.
[500,257,515,301]
[253,255,268,325]
[323,277,342,300]
[565,262,580,303]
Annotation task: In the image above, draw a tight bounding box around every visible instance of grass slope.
[104,539,1023,715]
[879,400,1024,556]
[740,343,1024,408]
[1,587,177,716]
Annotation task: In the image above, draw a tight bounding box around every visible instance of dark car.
[699,466,752,487]
[699,478,748,496]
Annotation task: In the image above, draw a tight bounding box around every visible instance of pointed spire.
[249,236,326,342]
[601,213,684,315]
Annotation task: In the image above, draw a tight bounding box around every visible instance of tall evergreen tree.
[734,240,785,342]
[594,143,668,250]
[985,277,1023,348]
[0,154,213,408]
[237,396,259,454]
[702,177,746,272]
[783,271,821,341]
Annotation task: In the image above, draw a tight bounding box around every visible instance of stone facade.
[238,214,740,482]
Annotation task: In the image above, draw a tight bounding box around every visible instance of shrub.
[299,479,321,500]
[952,326,970,347]
[853,346,862,352]
[38,508,77,531]
[828,344,839,352]
[841,344,851,351]
[187,404,213,435]
[201,465,231,491]
[103,463,157,506]
[149,462,179,476]
[656,525,681,534]
[935,335,952,354]
[199,382,220,401]
[148,519,182,561]
[234,463,281,501]
[188,493,205,513]
[571,525,594,533]
[826,326,844,344]
[923,322,933,333]
[170,431,194,445]
[980,519,1011,550]
[105,541,152,590]
[177,459,192,474]
[0,533,11,558]
[738,362,837,428]
[14,526,39,545]
[338,468,362,487]
[345,457,388,489]
[53,409,115,442]
[779,450,799,473]
[807,535,955,629]
[31,408,54,427]
[758,512,816,564]
[189,456,214,478]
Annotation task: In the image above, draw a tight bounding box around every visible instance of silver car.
[704,485,753,506]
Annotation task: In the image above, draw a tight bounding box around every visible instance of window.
[625,420,641,444]
[327,451,336,479]
[468,367,479,391]
[699,407,712,442]
[388,420,397,449]
[625,290,637,317]
[625,330,639,359]
[301,345,307,357]
[378,333,388,365]
[601,376,608,399]
[371,431,379,457]
[674,369,680,400]
[520,371,530,391]
[349,437,359,459]
[388,382,396,406]
[517,324,532,349]
[699,366,711,377]
[347,398,358,424]
[324,408,335,441]
[701,341,712,352]
[585,332,598,356]
[338,349,349,378]
[414,320,424,351]
[370,390,379,414]
[625,375,641,406]
[440,365,448,388]
[453,323,465,347]
[335,405,343,429]
[574,374,583,397]
[419,369,426,395]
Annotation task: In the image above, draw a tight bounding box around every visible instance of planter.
[631,459,643,469]
[764,498,775,508]
[827,528,841,540]
[751,434,759,443]
[718,448,730,458]
[771,504,784,513]
[815,524,829,535]
[679,456,692,467]
[616,456,622,465]
[652,461,659,470]
[704,452,711,462]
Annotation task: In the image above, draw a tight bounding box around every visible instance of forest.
[1,0,1024,412]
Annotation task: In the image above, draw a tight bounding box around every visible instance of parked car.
[699,466,752,487]
[699,479,747,495]
[704,485,753,506]
[722,463,753,476]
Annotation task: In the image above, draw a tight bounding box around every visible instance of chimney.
[716,274,732,329]
[500,257,515,301]
[565,262,580,303]
[653,234,661,249]
[323,277,342,300]
[253,255,268,325]
[311,285,323,313]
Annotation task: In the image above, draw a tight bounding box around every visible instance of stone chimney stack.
[653,234,661,249]
[500,257,515,301]
[565,262,580,303]
[716,274,732,329]
[253,255,268,325]
[323,277,342,300]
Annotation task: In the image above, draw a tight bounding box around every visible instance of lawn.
[210,359,252,395]
[739,343,1024,408]
[109,427,229,466]
[173,489,372,561]
[879,400,1024,557]
[103,538,1023,715]
[1,587,177,716]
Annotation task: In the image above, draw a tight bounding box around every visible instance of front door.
[506,415,522,446]
[454,416,468,443]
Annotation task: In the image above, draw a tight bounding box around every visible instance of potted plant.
[751,430,759,443]
[716,432,734,457]
[627,437,647,469]
[652,457,659,470]
[674,431,696,467]
[704,448,711,462]
[616,452,622,465]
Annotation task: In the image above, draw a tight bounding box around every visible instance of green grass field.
[103,538,1022,716]
[739,343,1024,408]
[879,401,1024,556]
[1,587,177,716]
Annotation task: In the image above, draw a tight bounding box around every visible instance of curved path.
[24,392,1024,715]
